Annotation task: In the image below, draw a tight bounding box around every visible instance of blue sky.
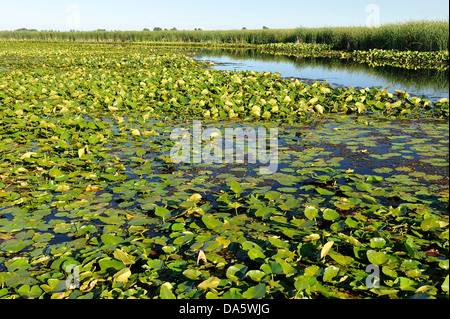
[0,0,448,31]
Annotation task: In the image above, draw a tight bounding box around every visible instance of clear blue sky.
[0,0,448,31]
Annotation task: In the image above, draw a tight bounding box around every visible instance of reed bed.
[1,20,448,51]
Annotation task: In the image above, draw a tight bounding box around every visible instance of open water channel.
[192,48,449,101]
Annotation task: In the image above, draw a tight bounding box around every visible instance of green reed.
[0,20,447,51]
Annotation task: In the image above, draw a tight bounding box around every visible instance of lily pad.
[242,284,266,299]
[367,250,390,266]
[323,208,340,221]
[226,264,248,281]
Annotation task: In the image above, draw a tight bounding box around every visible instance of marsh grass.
[1,20,448,51]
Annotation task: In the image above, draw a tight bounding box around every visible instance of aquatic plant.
[0,41,448,299]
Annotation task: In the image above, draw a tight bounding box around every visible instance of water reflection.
[191,48,449,101]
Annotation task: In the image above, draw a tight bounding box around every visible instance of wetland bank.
[0,37,448,300]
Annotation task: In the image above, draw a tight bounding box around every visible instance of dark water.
[191,48,449,101]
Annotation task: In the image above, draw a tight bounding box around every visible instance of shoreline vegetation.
[1,21,448,51]
[1,21,448,71]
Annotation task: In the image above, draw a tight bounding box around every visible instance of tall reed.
[0,20,447,51]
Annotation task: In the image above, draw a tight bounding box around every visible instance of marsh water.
[192,48,449,101]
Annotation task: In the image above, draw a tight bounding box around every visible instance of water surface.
[192,48,449,101]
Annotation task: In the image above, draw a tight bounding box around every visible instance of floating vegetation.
[259,44,449,71]
[0,41,448,299]
[341,48,449,71]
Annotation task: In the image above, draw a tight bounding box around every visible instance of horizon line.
[1,19,448,33]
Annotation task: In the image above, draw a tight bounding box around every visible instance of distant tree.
[170,27,177,31]
[15,28,38,32]
[153,27,162,31]
[143,28,150,31]
[262,26,269,29]
[242,27,247,30]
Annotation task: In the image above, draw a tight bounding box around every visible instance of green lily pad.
[442,275,449,293]
[147,259,164,271]
[228,181,243,194]
[7,258,30,272]
[113,267,132,283]
[101,234,123,246]
[242,284,266,299]
[294,275,318,292]
[40,279,67,293]
[17,284,43,298]
[246,270,268,282]
[323,208,340,221]
[304,206,318,220]
[160,283,176,299]
[202,215,223,229]
[248,249,266,260]
[323,266,340,282]
[155,206,171,221]
[198,276,220,290]
[99,258,125,272]
[255,206,275,219]
[370,237,387,249]
[183,268,203,280]
[226,264,248,281]
[260,261,284,275]
[267,237,289,249]
[315,187,335,195]
[0,239,30,253]
[113,249,135,265]
[367,250,390,265]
